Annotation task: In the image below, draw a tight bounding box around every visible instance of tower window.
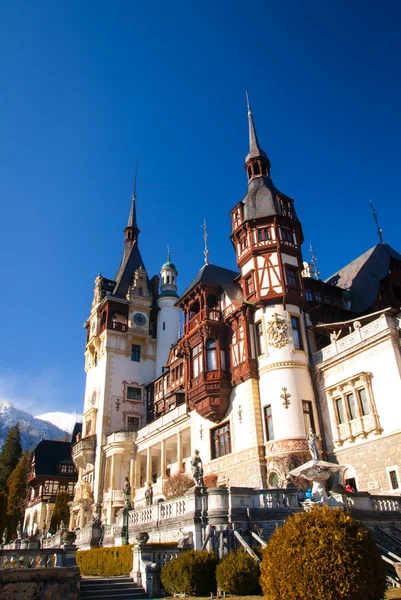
[206,339,217,371]
[264,405,274,441]
[167,275,170,284]
[286,267,298,288]
[281,228,293,243]
[211,422,231,459]
[335,397,346,424]
[258,228,270,241]
[253,162,260,175]
[192,343,203,378]
[163,322,166,331]
[291,316,304,350]
[245,275,254,296]
[131,344,141,362]
[255,321,264,355]
[240,237,248,252]
[302,401,315,435]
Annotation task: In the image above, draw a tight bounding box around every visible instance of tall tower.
[156,249,180,375]
[229,97,320,485]
[71,186,158,525]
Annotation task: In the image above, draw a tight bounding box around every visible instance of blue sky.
[1,0,400,415]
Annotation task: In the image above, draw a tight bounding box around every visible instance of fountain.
[289,429,344,508]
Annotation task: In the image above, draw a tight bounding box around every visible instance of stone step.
[80,577,146,599]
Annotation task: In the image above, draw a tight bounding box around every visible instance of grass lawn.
[166,594,401,600]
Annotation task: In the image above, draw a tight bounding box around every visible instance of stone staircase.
[80,577,146,600]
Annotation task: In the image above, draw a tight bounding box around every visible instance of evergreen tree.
[0,424,22,493]
[5,452,30,539]
[50,490,70,531]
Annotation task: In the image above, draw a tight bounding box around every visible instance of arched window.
[253,162,260,175]
[206,339,217,371]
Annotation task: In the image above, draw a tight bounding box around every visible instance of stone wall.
[0,567,80,600]
[330,431,401,494]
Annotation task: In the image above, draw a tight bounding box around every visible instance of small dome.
[162,261,176,270]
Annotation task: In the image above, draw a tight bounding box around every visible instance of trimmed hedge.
[77,545,133,576]
[260,505,387,600]
[216,548,260,595]
[161,550,218,595]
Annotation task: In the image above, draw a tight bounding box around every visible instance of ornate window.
[387,467,400,491]
[206,339,217,371]
[258,227,271,241]
[326,372,380,446]
[127,386,141,400]
[192,343,203,378]
[264,405,274,441]
[211,422,231,459]
[127,416,139,431]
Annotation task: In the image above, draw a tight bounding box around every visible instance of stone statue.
[145,482,153,506]
[1,528,6,545]
[123,477,131,509]
[190,450,204,487]
[16,521,22,539]
[307,428,320,461]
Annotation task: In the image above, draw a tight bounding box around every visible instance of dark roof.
[240,176,301,224]
[326,243,401,313]
[177,264,243,304]
[113,240,147,298]
[33,439,74,477]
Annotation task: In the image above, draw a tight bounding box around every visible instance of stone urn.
[135,532,149,546]
[61,530,76,546]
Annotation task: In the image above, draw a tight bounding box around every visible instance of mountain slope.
[0,400,68,450]
[36,412,82,434]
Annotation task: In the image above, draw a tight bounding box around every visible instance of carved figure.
[190,450,204,487]
[307,428,321,461]
[145,482,153,506]
[123,477,131,509]
[16,521,22,539]
[1,528,6,545]
[266,314,288,349]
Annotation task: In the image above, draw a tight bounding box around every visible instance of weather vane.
[245,90,251,115]
[202,219,209,265]
[132,156,138,199]
[370,200,383,244]
[308,244,320,280]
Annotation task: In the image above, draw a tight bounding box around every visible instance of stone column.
[130,457,135,500]
[146,447,152,484]
[160,440,166,480]
[177,432,182,471]
[110,454,115,490]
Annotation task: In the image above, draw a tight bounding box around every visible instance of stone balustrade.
[131,544,188,598]
[105,431,137,445]
[313,313,392,365]
[0,547,77,569]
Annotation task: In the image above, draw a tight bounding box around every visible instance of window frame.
[264,405,275,441]
[245,274,255,297]
[206,339,217,371]
[286,266,299,288]
[291,315,304,351]
[387,466,400,491]
[255,321,264,356]
[302,400,316,435]
[131,344,141,362]
[192,343,203,378]
[211,421,231,459]
[127,386,142,400]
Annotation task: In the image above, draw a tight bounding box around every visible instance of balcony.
[184,307,221,335]
[109,321,127,332]
[187,370,232,422]
[71,435,96,470]
[103,431,137,456]
[103,489,125,505]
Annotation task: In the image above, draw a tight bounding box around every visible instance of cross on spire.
[370,200,384,244]
[202,219,209,265]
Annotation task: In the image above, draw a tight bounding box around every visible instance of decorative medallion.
[266,314,288,349]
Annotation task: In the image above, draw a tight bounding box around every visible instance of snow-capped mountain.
[0,400,69,450]
[36,412,82,435]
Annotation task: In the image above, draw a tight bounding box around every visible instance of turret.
[156,249,180,376]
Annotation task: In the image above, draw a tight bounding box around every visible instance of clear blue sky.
[1,0,400,415]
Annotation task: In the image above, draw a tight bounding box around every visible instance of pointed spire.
[245,91,267,162]
[124,159,140,242]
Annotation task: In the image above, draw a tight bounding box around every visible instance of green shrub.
[161,550,218,595]
[77,545,133,576]
[216,548,260,595]
[260,505,387,600]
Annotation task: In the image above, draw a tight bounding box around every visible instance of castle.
[69,100,401,529]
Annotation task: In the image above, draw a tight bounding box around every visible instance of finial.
[202,219,209,266]
[167,245,171,263]
[132,157,138,199]
[370,200,384,244]
[308,244,320,280]
[246,90,251,115]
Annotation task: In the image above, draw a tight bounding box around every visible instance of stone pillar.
[177,432,182,471]
[160,440,166,480]
[130,457,135,500]
[146,447,152,484]
[110,454,115,489]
